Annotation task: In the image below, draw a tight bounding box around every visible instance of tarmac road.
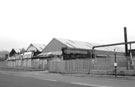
[0,72,91,87]
[0,70,135,87]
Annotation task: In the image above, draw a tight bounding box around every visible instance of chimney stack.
[124,27,128,56]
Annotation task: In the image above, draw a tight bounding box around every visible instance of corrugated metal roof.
[31,43,46,52]
[55,38,95,50]
[55,38,124,52]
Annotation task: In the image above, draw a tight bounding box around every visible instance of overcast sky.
[0,0,135,51]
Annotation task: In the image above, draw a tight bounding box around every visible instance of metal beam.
[92,41,135,49]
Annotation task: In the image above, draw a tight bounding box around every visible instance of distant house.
[9,49,17,57]
[26,43,46,56]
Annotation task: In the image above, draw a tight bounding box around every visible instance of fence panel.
[48,57,128,74]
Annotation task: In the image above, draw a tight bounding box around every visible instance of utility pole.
[114,49,117,77]
[124,27,129,70]
[124,27,128,56]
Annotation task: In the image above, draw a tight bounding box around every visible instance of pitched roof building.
[27,43,46,52]
[42,38,117,53]
[41,38,125,60]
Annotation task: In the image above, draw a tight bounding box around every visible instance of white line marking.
[44,79,57,81]
[71,82,113,87]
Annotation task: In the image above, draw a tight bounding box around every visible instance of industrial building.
[41,38,125,60]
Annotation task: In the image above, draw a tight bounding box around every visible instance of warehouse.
[42,38,124,60]
[42,38,93,60]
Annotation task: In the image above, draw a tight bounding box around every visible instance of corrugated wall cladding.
[95,50,125,56]
[48,57,127,74]
[0,55,132,74]
[1,58,48,70]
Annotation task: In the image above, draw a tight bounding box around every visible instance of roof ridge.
[55,38,91,43]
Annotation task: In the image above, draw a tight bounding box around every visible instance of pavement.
[0,70,135,87]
